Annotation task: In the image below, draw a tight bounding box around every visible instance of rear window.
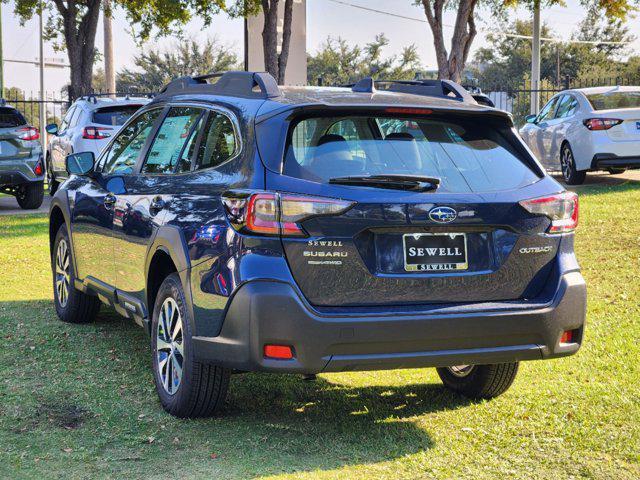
[92,105,142,126]
[586,91,640,111]
[284,115,539,193]
[0,107,27,128]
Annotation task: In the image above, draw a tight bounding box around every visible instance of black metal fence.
[1,91,69,132]
[479,76,640,126]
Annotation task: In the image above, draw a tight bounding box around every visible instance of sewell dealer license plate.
[403,233,468,272]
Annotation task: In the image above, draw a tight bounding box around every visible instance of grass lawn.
[1,182,639,480]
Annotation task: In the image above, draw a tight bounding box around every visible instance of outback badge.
[429,206,457,224]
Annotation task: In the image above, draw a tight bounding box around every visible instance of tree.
[307,34,422,86]
[6,0,226,99]
[115,38,241,92]
[226,0,294,83]
[415,0,639,82]
[471,7,635,89]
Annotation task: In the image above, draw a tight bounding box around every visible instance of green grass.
[1,183,639,479]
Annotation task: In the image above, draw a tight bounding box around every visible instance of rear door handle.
[104,193,116,208]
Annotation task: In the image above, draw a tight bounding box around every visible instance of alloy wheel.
[156,297,184,395]
[561,148,573,182]
[447,365,475,377]
[55,238,71,308]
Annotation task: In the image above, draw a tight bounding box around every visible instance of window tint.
[536,97,558,123]
[142,107,203,174]
[101,109,162,175]
[284,115,539,193]
[176,115,205,173]
[93,105,143,126]
[0,108,27,128]
[586,91,640,110]
[555,95,578,119]
[68,107,83,128]
[195,112,237,170]
[60,106,76,131]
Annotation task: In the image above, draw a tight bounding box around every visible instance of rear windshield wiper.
[329,174,440,192]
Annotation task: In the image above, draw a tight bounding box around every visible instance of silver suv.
[0,102,44,209]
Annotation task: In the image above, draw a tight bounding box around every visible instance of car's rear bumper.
[192,271,587,374]
[590,153,640,170]
[0,169,44,187]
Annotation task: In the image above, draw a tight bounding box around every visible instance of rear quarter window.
[284,114,540,193]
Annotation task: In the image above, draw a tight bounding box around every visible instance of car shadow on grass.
[4,302,477,478]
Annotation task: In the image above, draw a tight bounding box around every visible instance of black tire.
[437,363,519,399]
[607,168,626,175]
[560,144,586,185]
[52,225,101,323]
[151,273,230,418]
[48,163,59,196]
[16,181,44,209]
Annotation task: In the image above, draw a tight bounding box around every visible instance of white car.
[46,95,150,193]
[519,86,640,184]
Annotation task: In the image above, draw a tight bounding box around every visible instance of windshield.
[284,114,539,193]
[0,108,27,128]
[586,91,640,110]
[93,105,143,126]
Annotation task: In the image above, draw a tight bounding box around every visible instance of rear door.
[266,110,559,307]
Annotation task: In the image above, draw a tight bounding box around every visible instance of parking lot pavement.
[551,170,640,188]
[0,194,51,216]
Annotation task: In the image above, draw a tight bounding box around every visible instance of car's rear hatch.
[260,107,565,308]
[0,108,35,160]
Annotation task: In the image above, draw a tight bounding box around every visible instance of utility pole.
[531,0,541,115]
[103,0,115,97]
[39,1,46,152]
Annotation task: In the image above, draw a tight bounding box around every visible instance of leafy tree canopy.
[307,34,422,86]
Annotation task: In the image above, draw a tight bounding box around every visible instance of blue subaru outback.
[49,72,586,418]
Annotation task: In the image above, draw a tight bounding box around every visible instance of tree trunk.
[261,0,280,80]
[53,0,102,99]
[260,0,295,85]
[420,0,478,82]
[277,0,294,84]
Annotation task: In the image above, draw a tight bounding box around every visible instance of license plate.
[403,233,468,272]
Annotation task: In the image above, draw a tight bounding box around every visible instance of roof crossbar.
[160,71,282,99]
[349,78,477,104]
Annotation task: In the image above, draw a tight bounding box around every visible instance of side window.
[142,107,203,174]
[60,106,76,132]
[195,112,238,170]
[536,97,559,123]
[101,109,162,175]
[69,107,83,129]
[556,96,578,119]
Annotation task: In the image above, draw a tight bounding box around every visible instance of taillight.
[82,126,112,139]
[222,191,354,237]
[33,159,43,176]
[17,127,39,141]
[519,191,578,234]
[583,118,622,130]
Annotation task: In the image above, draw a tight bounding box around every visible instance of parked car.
[519,86,640,184]
[49,72,586,418]
[46,95,150,193]
[0,101,44,209]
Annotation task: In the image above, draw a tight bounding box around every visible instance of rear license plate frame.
[403,233,468,272]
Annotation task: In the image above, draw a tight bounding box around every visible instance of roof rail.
[160,71,282,99]
[349,78,477,104]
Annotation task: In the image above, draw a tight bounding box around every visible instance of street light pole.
[39,2,46,155]
[0,3,4,98]
[531,0,541,115]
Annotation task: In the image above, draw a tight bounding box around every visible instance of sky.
[1,0,639,97]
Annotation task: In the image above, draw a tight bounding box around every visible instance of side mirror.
[66,152,95,176]
[46,123,59,135]
[525,114,537,124]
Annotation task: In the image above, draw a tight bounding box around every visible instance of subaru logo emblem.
[429,206,457,223]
